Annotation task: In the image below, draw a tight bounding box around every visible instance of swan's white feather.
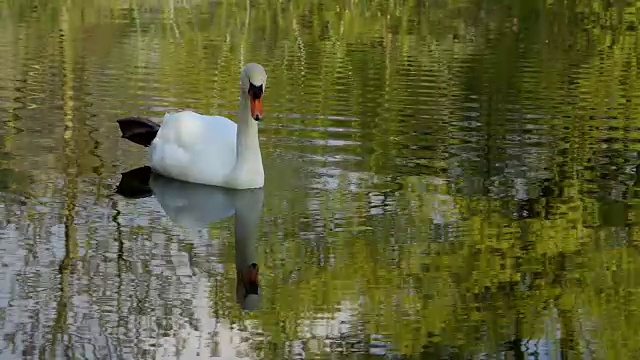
[149,111,239,187]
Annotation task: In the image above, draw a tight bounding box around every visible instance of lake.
[0,0,638,359]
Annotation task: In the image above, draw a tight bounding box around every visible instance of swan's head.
[241,63,267,121]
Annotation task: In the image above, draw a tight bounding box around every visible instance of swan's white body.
[149,111,263,189]
[147,63,267,189]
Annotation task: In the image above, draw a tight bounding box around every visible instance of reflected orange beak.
[250,98,263,121]
[244,263,259,283]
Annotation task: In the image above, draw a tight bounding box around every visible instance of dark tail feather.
[115,166,153,199]
[117,117,160,147]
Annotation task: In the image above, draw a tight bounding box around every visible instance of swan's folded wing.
[150,111,239,185]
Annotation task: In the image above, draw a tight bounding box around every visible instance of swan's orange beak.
[250,98,263,121]
[248,83,264,121]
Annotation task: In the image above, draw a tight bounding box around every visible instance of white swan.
[116,166,264,310]
[116,63,268,189]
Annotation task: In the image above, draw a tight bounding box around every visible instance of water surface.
[0,0,639,359]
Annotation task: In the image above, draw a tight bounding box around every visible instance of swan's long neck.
[232,94,264,185]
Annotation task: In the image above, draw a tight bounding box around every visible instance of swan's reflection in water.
[116,166,263,310]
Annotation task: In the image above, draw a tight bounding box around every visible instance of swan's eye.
[248,83,263,100]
